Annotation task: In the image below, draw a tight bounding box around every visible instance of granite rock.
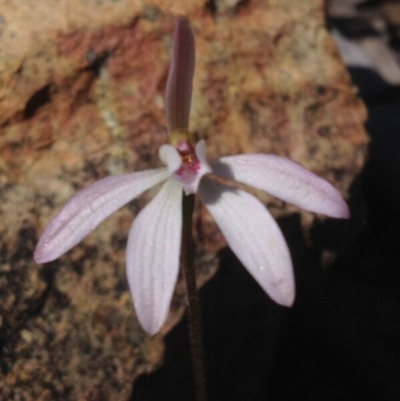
[0,0,368,400]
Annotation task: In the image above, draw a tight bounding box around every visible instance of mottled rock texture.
[0,0,368,400]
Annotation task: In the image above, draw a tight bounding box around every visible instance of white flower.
[34,17,350,335]
[34,138,349,335]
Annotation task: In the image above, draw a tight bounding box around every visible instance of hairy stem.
[181,194,208,401]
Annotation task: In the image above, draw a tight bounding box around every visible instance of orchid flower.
[34,17,350,335]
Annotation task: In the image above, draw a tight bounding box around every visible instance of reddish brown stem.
[181,194,208,401]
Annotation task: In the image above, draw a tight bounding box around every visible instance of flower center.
[159,132,211,195]
[175,140,201,179]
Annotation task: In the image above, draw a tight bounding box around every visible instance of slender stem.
[181,194,208,401]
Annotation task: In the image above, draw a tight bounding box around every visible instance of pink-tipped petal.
[34,168,169,264]
[165,16,195,132]
[126,178,183,335]
[199,177,295,307]
[213,154,350,219]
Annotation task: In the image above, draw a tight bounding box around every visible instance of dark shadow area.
[23,85,51,119]
[132,67,400,400]
[268,67,400,401]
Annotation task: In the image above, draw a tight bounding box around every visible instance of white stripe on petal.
[34,168,170,264]
[199,177,295,306]
[126,178,183,335]
[213,154,350,218]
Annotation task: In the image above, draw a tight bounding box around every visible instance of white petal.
[126,178,183,335]
[159,144,181,173]
[34,168,169,264]
[199,177,295,306]
[194,140,210,170]
[213,154,349,218]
